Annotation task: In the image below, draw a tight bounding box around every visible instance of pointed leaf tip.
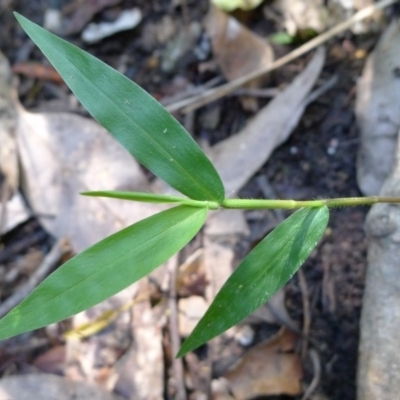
[178,206,329,356]
[0,206,207,340]
[14,13,225,202]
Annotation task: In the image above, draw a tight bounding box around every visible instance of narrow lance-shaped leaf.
[14,13,225,203]
[0,206,207,340]
[81,191,191,204]
[81,190,219,208]
[178,206,329,356]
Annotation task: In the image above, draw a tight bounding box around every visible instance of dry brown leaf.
[12,62,64,84]
[224,328,303,399]
[15,106,160,253]
[249,288,299,330]
[205,5,274,111]
[33,345,66,375]
[0,373,124,400]
[176,248,207,297]
[356,19,400,195]
[62,0,122,35]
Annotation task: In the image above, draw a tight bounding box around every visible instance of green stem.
[81,191,400,210]
[220,197,400,210]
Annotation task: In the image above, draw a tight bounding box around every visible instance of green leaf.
[211,0,264,11]
[81,190,219,209]
[0,206,207,340]
[269,32,294,45]
[82,191,190,203]
[14,13,225,203]
[178,206,329,356]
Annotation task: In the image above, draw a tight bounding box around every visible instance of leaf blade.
[178,206,329,356]
[0,205,207,340]
[15,13,225,203]
[81,190,189,203]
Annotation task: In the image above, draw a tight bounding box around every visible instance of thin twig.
[163,76,222,110]
[301,349,321,400]
[304,75,338,106]
[168,0,397,113]
[181,0,190,32]
[0,239,68,318]
[298,268,311,360]
[167,258,187,400]
[233,87,281,98]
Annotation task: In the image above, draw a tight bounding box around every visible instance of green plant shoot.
[1,13,399,357]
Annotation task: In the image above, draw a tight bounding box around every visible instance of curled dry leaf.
[205,5,273,111]
[224,328,303,399]
[356,19,400,195]
[15,106,160,253]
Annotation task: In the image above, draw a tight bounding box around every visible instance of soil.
[0,1,390,399]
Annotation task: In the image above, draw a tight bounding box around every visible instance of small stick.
[301,349,322,400]
[163,77,222,109]
[232,87,281,98]
[181,0,190,32]
[0,239,68,318]
[167,258,187,400]
[168,0,397,113]
[304,75,338,106]
[298,269,311,360]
